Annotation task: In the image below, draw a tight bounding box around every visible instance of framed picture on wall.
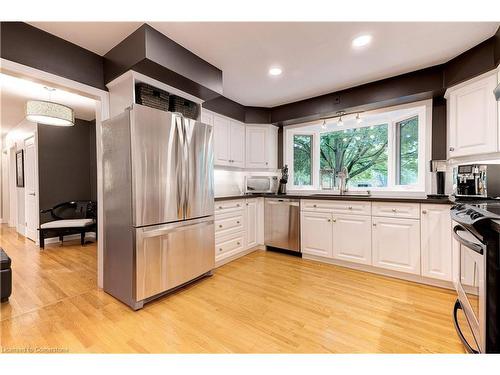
[16,150,24,187]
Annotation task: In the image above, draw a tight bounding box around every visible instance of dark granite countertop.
[214,193,453,205]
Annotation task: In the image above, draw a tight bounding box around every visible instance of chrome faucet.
[337,166,349,195]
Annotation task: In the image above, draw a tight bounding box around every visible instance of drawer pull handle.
[392,208,397,212]
[246,203,249,206]
[422,210,427,214]
[237,242,241,245]
[313,204,317,208]
[236,221,240,224]
[219,224,223,228]
[373,223,377,227]
[348,206,353,210]
[449,147,455,152]
[237,204,241,207]
[327,218,331,222]
[218,248,223,252]
[218,206,223,209]
[333,218,336,223]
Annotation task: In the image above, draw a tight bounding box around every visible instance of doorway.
[24,136,37,241]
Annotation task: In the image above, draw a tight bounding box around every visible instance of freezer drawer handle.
[452,225,484,255]
[453,300,479,354]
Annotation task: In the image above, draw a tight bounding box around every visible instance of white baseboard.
[302,253,454,290]
[17,224,26,236]
[42,232,97,246]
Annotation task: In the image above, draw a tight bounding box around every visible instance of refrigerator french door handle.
[182,117,190,219]
[175,115,186,219]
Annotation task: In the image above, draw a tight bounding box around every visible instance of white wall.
[4,119,37,234]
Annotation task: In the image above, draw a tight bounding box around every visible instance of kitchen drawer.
[215,199,245,213]
[215,211,244,237]
[215,232,245,260]
[372,202,420,219]
[301,199,371,216]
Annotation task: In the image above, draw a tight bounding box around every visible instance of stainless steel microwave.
[245,176,278,194]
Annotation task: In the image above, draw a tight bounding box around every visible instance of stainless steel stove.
[450,201,500,353]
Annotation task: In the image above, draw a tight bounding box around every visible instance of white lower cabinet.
[300,211,333,258]
[371,216,420,275]
[332,214,372,265]
[420,204,453,281]
[245,199,258,249]
[214,198,260,264]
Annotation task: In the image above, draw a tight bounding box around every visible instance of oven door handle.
[453,300,479,354]
[453,225,484,255]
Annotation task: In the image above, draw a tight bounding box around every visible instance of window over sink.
[285,101,429,192]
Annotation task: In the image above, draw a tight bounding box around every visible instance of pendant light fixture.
[321,119,327,130]
[25,87,74,126]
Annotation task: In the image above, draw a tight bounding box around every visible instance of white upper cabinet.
[372,217,420,275]
[209,110,246,168]
[420,204,452,281]
[332,214,372,265]
[245,125,278,169]
[213,113,231,165]
[446,72,498,158]
[229,121,246,168]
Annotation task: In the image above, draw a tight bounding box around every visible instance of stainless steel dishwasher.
[264,198,300,253]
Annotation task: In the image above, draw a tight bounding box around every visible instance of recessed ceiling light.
[352,34,372,48]
[269,67,282,76]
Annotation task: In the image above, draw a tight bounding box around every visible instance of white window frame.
[287,130,317,190]
[285,100,431,194]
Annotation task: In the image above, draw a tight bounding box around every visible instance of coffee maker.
[453,164,500,198]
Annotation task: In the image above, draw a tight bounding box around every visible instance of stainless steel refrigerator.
[102,104,214,310]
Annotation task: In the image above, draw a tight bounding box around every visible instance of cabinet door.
[201,109,213,125]
[213,114,231,166]
[372,217,420,274]
[267,126,278,170]
[300,211,333,257]
[332,214,372,265]
[229,121,246,168]
[245,199,258,249]
[246,126,268,168]
[421,204,452,281]
[448,73,498,157]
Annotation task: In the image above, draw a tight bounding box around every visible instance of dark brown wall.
[38,119,97,224]
[103,24,223,101]
[202,96,246,122]
[432,97,447,160]
[0,22,105,90]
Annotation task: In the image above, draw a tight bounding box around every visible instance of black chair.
[0,247,12,303]
[39,201,97,249]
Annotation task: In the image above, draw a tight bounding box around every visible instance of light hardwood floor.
[0,224,464,353]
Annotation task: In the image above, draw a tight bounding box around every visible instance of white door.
[301,211,333,257]
[229,121,245,168]
[372,217,420,274]
[24,137,38,242]
[245,199,258,249]
[246,126,268,168]
[421,204,453,281]
[213,114,231,166]
[332,214,372,265]
[448,73,498,157]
